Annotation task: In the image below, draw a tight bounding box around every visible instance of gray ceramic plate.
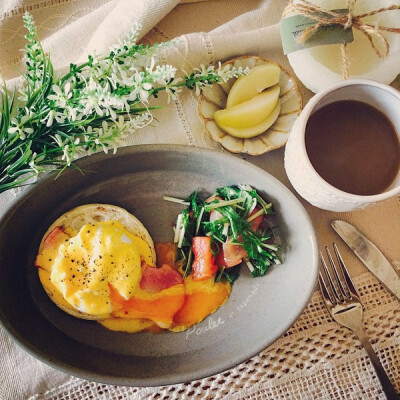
[0,145,318,386]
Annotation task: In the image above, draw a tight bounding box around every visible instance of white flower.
[61,144,72,166]
[194,63,249,83]
[28,152,45,174]
[113,115,127,131]
[79,112,152,157]
[164,78,184,103]
[8,116,34,140]
[79,78,104,116]
[65,105,80,121]
[148,64,177,85]
[48,83,72,108]
[194,64,215,78]
[112,64,135,87]
[82,56,112,83]
[110,23,142,55]
[95,91,126,120]
[215,62,250,82]
[105,105,117,120]
[23,107,35,120]
[50,133,76,166]
[52,133,65,147]
[41,109,66,127]
[127,72,153,103]
[187,63,249,95]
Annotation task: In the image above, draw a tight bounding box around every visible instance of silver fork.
[319,243,399,400]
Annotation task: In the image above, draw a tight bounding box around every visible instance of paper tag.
[280,9,354,55]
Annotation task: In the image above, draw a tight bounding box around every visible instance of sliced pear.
[216,101,281,139]
[226,63,281,108]
[214,85,280,130]
[198,56,303,155]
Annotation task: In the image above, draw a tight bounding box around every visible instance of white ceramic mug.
[284,79,400,212]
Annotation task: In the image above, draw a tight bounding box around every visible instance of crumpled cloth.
[0,1,399,399]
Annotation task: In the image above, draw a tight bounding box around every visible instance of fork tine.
[326,245,348,299]
[318,272,335,305]
[320,251,342,303]
[333,243,359,298]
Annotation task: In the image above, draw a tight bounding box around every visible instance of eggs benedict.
[34,204,230,332]
[34,204,157,320]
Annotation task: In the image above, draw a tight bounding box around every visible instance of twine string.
[283,0,400,78]
[340,43,349,79]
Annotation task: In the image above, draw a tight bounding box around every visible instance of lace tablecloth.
[0,1,399,399]
[17,272,397,400]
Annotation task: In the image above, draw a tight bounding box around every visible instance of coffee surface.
[305,100,400,196]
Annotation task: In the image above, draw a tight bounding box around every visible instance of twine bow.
[283,0,400,79]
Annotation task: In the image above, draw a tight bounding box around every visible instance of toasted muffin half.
[35,204,156,320]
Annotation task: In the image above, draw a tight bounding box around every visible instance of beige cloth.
[0,1,399,399]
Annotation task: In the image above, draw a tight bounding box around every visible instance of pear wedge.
[214,85,280,129]
[216,101,281,139]
[226,63,281,108]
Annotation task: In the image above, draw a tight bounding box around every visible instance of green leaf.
[6,144,32,175]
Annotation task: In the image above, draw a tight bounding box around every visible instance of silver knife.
[332,220,400,301]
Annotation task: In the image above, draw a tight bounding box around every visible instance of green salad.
[164,184,281,283]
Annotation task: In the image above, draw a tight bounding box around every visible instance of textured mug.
[284,79,400,212]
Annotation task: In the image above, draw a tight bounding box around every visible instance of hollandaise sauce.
[36,220,154,316]
[36,220,231,334]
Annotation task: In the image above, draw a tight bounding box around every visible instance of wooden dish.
[198,56,303,155]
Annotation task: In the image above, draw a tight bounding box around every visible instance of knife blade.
[332,220,400,301]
